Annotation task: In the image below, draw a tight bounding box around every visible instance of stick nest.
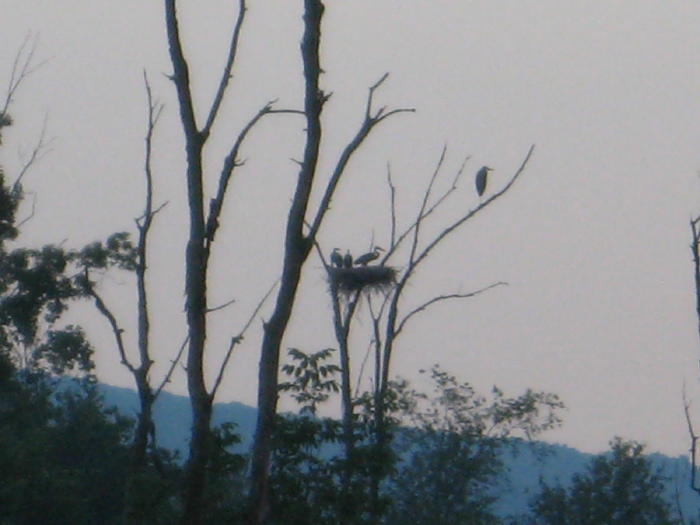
[328,265,398,293]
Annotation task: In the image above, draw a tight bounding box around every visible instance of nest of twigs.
[328,265,398,294]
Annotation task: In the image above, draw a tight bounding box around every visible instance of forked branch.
[306,73,415,242]
[205,101,303,245]
[202,0,248,137]
[408,144,535,279]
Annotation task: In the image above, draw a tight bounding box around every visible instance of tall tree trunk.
[180,137,213,525]
[122,376,154,525]
[163,3,214,522]
[248,2,324,523]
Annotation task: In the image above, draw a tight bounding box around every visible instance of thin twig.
[409,145,447,265]
[202,0,247,137]
[15,192,36,229]
[683,388,700,494]
[154,335,189,399]
[211,279,279,398]
[83,269,135,373]
[380,145,535,394]
[387,163,397,249]
[207,297,237,314]
[3,34,49,116]
[13,113,53,191]
[306,73,415,243]
[355,339,374,398]
[395,282,507,337]
[383,152,470,265]
[410,145,535,278]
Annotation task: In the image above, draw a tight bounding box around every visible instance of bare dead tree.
[313,147,534,520]
[162,1,306,522]
[78,73,177,525]
[247,2,413,523]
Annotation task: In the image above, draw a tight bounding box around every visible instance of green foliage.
[527,438,680,525]
[0,169,19,242]
[270,348,345,524]
[35,325,94,374]
[384,366,564,525]
[279,347,341,415]
[0,373,133,525]
[273,355,566,525]
[75,232,137,272]
[0,244,79,346]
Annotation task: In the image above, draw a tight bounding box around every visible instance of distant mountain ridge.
[99,383,699,519]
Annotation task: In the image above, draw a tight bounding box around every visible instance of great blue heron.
[475,166,492,197]
[330,248,343,268]
[354,246,384,266]
[343,250,353,268]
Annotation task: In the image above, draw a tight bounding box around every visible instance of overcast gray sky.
[2,0,700,457]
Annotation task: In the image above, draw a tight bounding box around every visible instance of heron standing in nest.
[330,248,343,268]
[354,246,384,266]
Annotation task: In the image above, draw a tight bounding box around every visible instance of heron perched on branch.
[343,250,353,269]
[475,166,492,197]
[354,246,384,266]
[330,248,343,268]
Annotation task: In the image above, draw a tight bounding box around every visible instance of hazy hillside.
[100,384,700,519]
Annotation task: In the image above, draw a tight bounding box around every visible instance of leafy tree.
[269,348,345,525]
[271,351,564,525]
[384,366,563,525]
[526,438,679,525]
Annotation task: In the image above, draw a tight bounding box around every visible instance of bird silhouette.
[330,248,343,268]
[343,250,353,268]
[475,166,492,197]
[354,246,384,266]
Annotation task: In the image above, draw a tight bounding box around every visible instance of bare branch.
[211,279,279,398]
[355,339,374,398]
[83,269,135,373]
[207,297,236,314]
[683,388,700,494]
[409,145,535,278]
[3,34,49,117]
[306,73,415,243]
[383,151,470,264]
[205,103,303,246]
[14,192,36,229]
[395,281,507,337]
[154,335,189,399]
[13,113,53,191]
[380,145,534,394]
[202,0,247,137]
[387,163,397,249]
[409,145,447,264]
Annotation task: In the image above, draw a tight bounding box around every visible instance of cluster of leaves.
[522,438,684,525]
[271,350,569,525]
[0,192,136,376]
[0,369,131,525]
